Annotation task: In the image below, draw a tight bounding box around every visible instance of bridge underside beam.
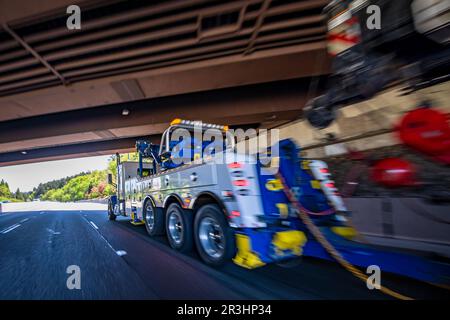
[0,136,149,167]
[0,78,322,166]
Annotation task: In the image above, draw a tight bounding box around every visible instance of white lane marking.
[46,228,61,235]
[20,218,29,223]
[89,221,99,230]
[82,216,126,257]
[1,224,21,234]
[40,212,45,215]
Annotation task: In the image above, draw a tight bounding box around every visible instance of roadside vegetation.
[40,170,115,202]
[0,153,139,203]
[0,179,26,202]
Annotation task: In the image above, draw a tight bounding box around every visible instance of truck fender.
[142,195,157,209]
[189,191,228,218]
[162,193,185,209]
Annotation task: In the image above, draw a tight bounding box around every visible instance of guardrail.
[0,201,107,213]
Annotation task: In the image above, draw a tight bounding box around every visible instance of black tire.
[108,199,116,221]
[165,203,193,252]
[304,95,336,129]
[143,199,165,236]
[194,204,236,267]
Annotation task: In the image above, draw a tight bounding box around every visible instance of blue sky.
[0,155,112,192]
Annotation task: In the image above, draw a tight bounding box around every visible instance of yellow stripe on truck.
[233,234,266,269]
[272,230,307,256]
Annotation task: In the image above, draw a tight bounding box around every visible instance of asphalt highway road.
[0,209,448,300]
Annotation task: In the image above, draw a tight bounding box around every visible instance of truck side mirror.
[107,173,113,184]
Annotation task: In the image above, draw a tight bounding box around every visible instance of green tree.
[40,169,116,202]
[0,179,11,198]
[15,188,24,201]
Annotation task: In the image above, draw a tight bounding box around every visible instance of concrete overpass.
[0,0,331,166]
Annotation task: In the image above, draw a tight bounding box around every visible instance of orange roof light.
[170,118,182,125]
[170,118,228,131]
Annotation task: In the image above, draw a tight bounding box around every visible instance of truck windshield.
[159,125,233,157]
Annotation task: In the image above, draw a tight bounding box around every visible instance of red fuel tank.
[371,158,417,188]
[397,107,450,164]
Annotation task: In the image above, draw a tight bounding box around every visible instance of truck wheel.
[144,200,164,236]
[108,199,116,221]
[304,95,336,129]
[194,204,236,267]
[165,203,193,252]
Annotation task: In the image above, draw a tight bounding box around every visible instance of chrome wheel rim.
[168,210,183,245]
[198,217,224,259]
[145,204,154,230]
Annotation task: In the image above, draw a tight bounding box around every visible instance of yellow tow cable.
[275,172,414,300]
